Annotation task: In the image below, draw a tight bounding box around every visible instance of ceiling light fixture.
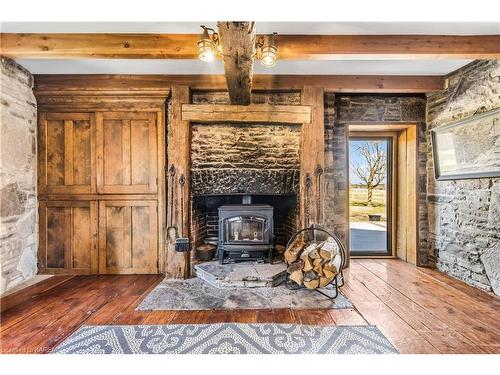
[197,26,278,67]
[257,33,278,68]
[197,25,219,62]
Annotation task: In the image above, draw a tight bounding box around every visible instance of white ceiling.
[16,59,473,75]
[2,22,500,34]
[4,22,496,75]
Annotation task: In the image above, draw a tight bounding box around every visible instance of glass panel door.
[349,137,392,256]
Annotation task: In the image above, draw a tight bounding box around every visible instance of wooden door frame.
[348,131,398,258]
[348,123,419,263]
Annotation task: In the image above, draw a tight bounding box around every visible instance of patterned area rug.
[52,323,397,354]
[137,278,352,310]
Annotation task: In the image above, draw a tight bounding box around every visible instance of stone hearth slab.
[194,261,287,288]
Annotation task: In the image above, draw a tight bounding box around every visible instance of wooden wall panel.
[39,201,98,274]
[96,112,158,194]
[38,105,164,276]
[98,200,158,274]
[38,112,96,195]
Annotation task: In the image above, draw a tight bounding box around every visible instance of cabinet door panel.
[97,112,157,194]
[39,113,95,194]
[39,201,98,274]
[98,200,158,274]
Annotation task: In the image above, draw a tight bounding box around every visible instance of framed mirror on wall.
[431,107,500,180]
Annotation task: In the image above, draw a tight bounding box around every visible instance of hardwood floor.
[1,259,499,354]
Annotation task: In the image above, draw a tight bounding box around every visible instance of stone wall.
[0,57,38,293]
[426,60,500,295]
[190,91,301,196]
[325,94,428,264]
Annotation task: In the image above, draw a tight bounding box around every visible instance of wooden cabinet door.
[39,201,98,274]
[98,200,158,274]
[38,112,96,195]
[96,112,158,194]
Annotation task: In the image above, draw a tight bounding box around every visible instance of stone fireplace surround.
[189,91,302,263]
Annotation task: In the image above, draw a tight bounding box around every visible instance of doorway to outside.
[349,135,393,256]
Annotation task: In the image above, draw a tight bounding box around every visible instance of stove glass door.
[224,216,266,244]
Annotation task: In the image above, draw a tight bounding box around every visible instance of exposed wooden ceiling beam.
[275,34,500,59]
[217,22,256,104]
[33,74,445,94]
[2,33,499,59]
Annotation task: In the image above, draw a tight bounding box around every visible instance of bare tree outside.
[351,141,387,207]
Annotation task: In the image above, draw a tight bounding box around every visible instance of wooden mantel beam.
[182,104,311,124]
[216,22,256,104]
[2,33,500,59]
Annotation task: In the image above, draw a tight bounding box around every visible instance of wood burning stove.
[218,196,273,264]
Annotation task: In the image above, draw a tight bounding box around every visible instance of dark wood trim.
[34,74,445,94]
[36,95,168,112]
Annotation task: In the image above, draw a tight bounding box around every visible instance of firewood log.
[289,270,304,285]
[319,276,335,287]
[308,247,321,259]
[300,242,320,260]
[284,238,306,265]
[287,260,304,273]
[319,249,332,260]
[323,268,336,278]
[313,260,324,276]
[303,270,318,281]
[312,258,322,266]
[302,257,314,272]
[323,254,342,276]
[320,237,340,257]
[332,253,342,271]
[303,279,320,289]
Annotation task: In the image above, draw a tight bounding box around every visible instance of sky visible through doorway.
[349,140,388,185]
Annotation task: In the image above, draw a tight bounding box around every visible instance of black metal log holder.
[284,224,346,300]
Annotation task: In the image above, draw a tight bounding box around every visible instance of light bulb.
[260,45,277,67]
[199,48,215,62]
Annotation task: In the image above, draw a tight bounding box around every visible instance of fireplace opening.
[191,194,298,264]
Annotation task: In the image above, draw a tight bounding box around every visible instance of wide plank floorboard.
[1,259,498,354]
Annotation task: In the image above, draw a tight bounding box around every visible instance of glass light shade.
[260,45,277,67]
[198,38,216,62]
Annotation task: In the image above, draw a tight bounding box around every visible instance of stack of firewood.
[284,236,342,289]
